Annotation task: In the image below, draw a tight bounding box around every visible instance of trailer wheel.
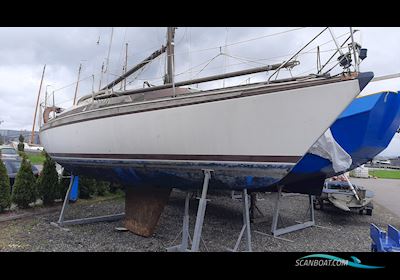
[314,198,323,210]
[366,208,373,216]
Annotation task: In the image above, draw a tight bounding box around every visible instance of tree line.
[0,151,123,213]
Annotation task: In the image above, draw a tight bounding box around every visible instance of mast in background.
[30,64,46,144]
[105,27,114,84]
[164,27,176,85]
[73,63,82,105]
[120,43,128,90]
[98,62,105,90]
[123,43,128,90]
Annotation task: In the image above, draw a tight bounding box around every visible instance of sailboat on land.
[39,27,373,192]
[39,27,373,236]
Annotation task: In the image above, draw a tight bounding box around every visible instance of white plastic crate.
[350,165,369,178]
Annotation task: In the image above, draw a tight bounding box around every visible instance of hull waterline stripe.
[48,153,301,163]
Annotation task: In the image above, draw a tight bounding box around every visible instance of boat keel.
[124,185,172,237]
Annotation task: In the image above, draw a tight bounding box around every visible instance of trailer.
[313,179,374,215]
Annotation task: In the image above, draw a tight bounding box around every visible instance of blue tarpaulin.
[69,176,79,202]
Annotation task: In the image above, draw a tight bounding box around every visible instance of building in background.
[0,129,40,145]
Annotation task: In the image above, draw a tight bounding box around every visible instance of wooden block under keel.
[124,186,171,237]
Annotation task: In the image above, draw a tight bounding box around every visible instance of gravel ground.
[0,189,399,252]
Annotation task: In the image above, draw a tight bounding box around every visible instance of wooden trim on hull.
[48,153,302,163]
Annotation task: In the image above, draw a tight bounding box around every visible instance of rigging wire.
[173,27,307,57]
[81,38,349,88]
[222,27,229,88]
[48,27,353,104]
[51,51,343,107]
[52,75,94,93]
[142,27,308,62]
[188,27,192,80]
[50,28,318,96]
[175,27,188,46]
[191,53,223,79]
[127,46,342,83]
[296,59,339,76]
[170,30,351,79]
[125,54,164,86]
[268,27,329,82]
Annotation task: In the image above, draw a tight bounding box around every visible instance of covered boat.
[277,85,400,195]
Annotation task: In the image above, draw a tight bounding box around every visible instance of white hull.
[39,75,369,190]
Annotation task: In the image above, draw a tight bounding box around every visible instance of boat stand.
[167,169,252,252]
[167,169,212,252]
[231,190,242,200]
[51,175,125,228]
[253,186,317,240]
[227,188,252,252]
[167,191,209,252]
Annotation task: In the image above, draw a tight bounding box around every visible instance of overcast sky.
[1,27,400,156]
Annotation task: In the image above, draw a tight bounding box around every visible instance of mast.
[30,64,46,144]
[73,63,82,105]
[105,27,114,84]
[44,85,49,108]
[124,43,128,90]
[164,27,176,84]
[98,62,104,90]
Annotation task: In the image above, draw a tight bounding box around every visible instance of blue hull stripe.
[55,157,294,191]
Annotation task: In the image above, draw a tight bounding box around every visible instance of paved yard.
[350,178,400,217]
